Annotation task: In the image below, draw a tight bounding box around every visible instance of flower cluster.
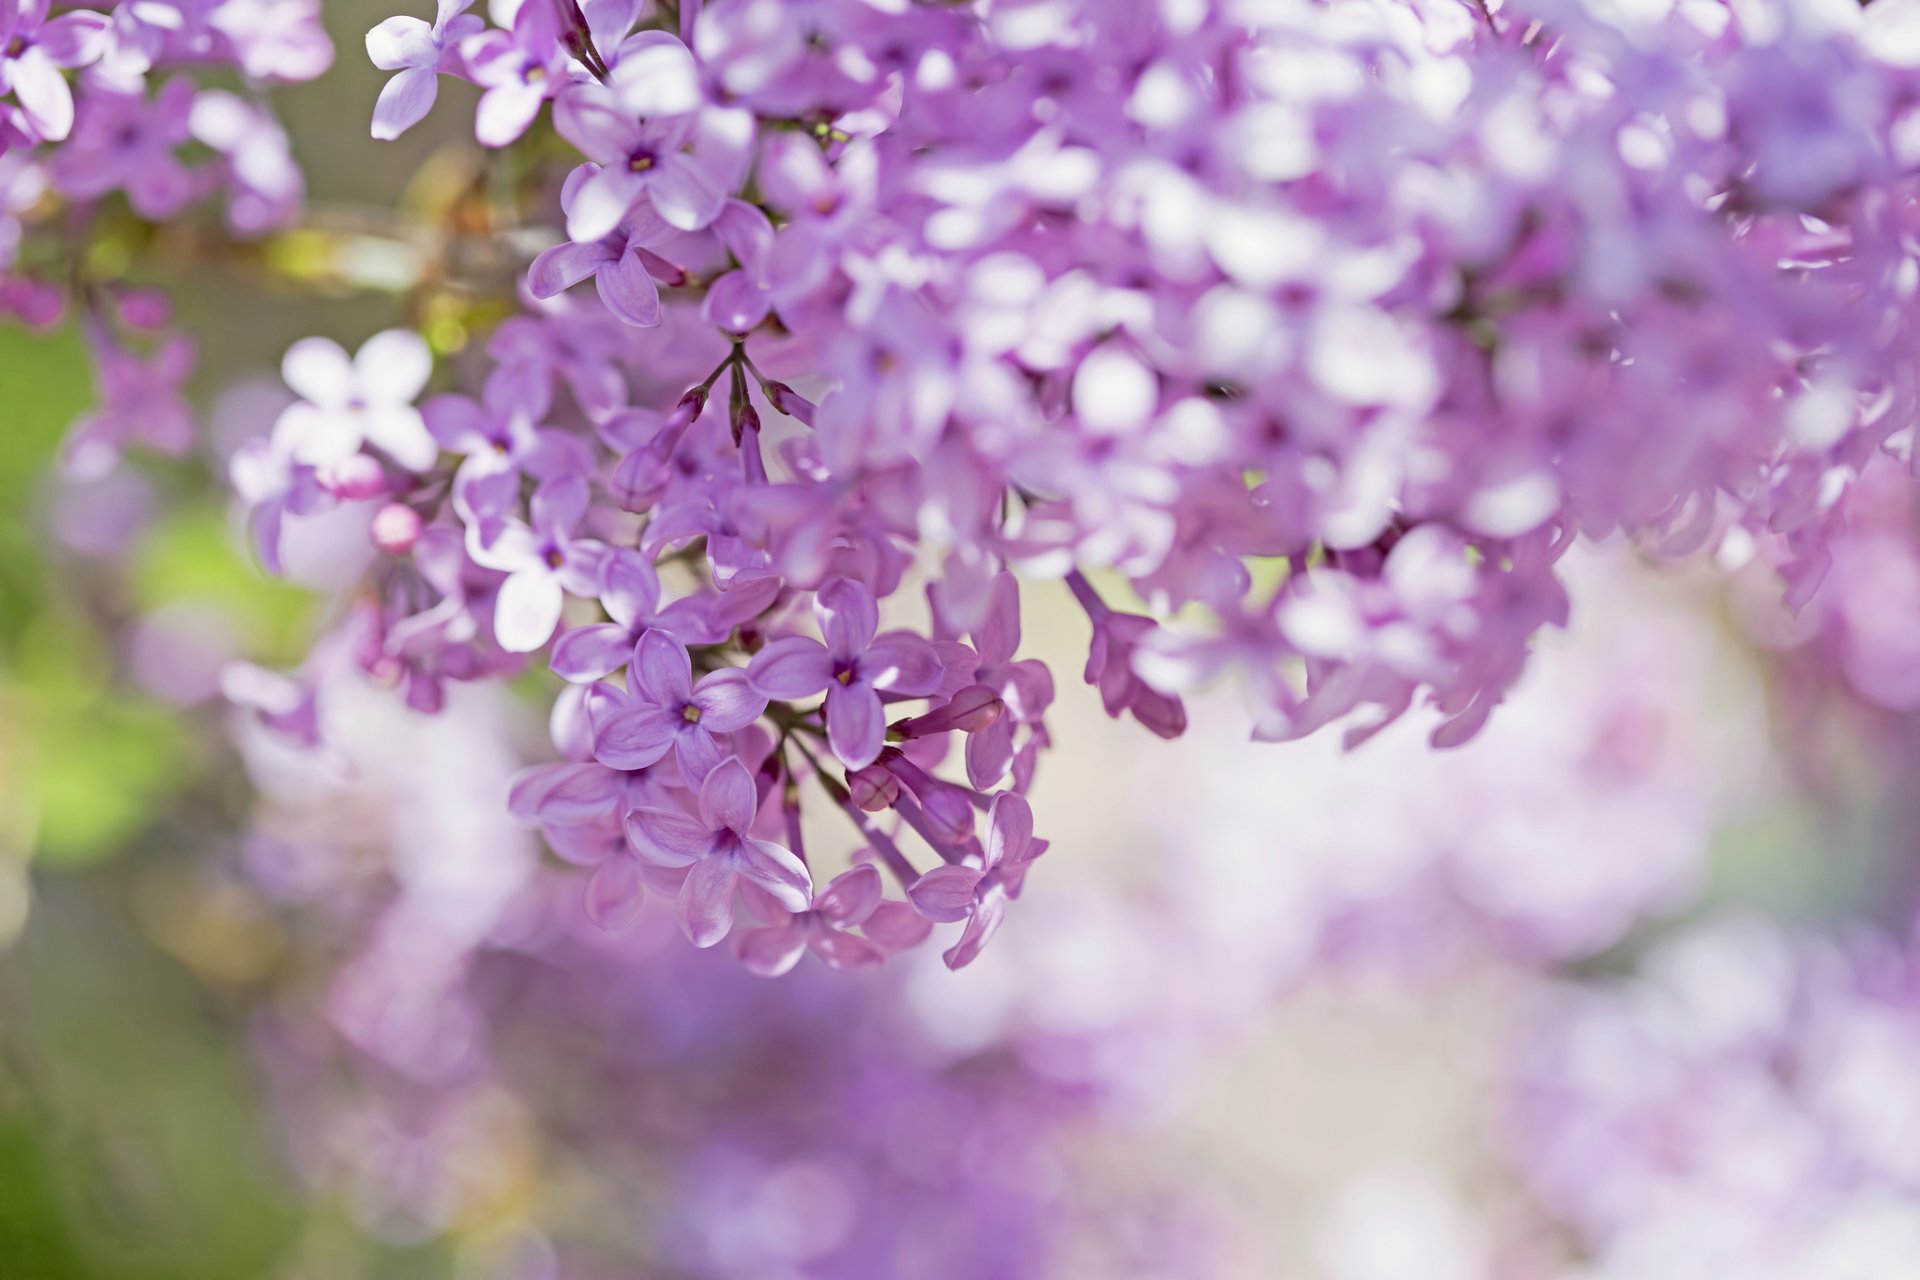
[1,0,327,474]
[24,0,1920,969]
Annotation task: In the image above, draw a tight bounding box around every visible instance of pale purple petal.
[623,806,709,866]
[860,631,945,696]
[701,269,769,334]
[550,623,636,683]
[507,762,622,825]
[812,929,888,973]
[965,716,1015,791]
[281,336,353,409]
[689,668,766,732]
[815,863,882,927]
[600,549,660,628]
[943,891,1007,970]
[12,48,72,141]
[735,920,807,977]
[862,900,934,951]
[474,80,544,147]
[672,727,725,783]
[825,681,885,769]
[355,330,433,404]
[365,15,434,70]
[737,839,812,914]
[607,30,701,115]
[908,864,983,924]
[566,164,646,242]
[592,705,679,770]
[583,856,646,930]
[597,246,663,327]
[631,628,693,704]
[746,635,834,699]
[372,65,440,141]
[984,791,1033,870]
[814,577,878,660]
[362,406,439,472]
[677,858,736,948]
[647,156,728,231]
[975,572,1021,667]
[697,755,758,834]
[528,239,616,299]
[494,570,565,652]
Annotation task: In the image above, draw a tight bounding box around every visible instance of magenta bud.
[848,764,900,812]
[116,288,172,330]
[893,685,1004,739]
[370,502,423,554]
[321,454,388,500]
[767,381,817,427]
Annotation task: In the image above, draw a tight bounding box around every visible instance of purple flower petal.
[672,726,725,783]
[597,247,663,327]
[907,864,983,924]
[528,239,616,299]
[984,791,1033,870]
[475,80,544,147]
[738,838,813,914]
[964,716,1015,791]
[550,623,636,683]
[812,929,888,973]
[697,756,759,834]
[592,705,679,770]
[676,858,736,948]
[701,269,769,334]
[494,570,565,652]
[746,635,834,700]
[599,549,660,629]
[623,806,708,867]
[814,577,878,660]
[365,15,435,70]
[507,762,622,825]
[735,920,808,977]
[825,680,885,770]
[815,864,882,927]
[690,668,766,732]
[583,855,646,931]
[942,890,1007,970]
[861,631,945,696]
[631,629,694,705]
[372,65,440,141]
[861,900,934,951]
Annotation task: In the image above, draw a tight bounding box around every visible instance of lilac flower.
[365,0,482,142]
[590,629,767,779]
[466,474,607,653]
[747,576,945,769]
[0,0,109,143]
[422,363,591,516]
[274,329,439,474]
[551,67,731,240]
[61,331,196,480]
[732,863,929,977]
[50,79,194,219]
[623,755,811,946]
[527,178,679,327]
[459,0,568,147]
[908,792,1044,971]
[549,547,722,682]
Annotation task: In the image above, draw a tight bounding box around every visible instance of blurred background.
[7,3,1920,1279]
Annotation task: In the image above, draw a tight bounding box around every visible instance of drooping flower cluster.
[24,0,1920,969]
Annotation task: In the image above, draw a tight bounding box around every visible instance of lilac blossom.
[273,329,438,475]
[590,629,766,779]
[466,474,607,653]
[747,576,945,769]
[623,755,811,946]
[365,0,482,142]
[908,791,1045,971]
[0,0,108,143]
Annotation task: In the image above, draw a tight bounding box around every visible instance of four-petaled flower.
[734,863,932,977]
[466,474,607,653]
[592,629,767,780]
[624,756,812,948]
[747,576,945,769]
[274,328,440,474]
[908,792,1045,970]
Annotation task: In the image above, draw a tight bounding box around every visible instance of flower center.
[681,703,702,724]
[628,149,656,173]
[543,546,565,570]
[835,665,855,685]
[4,36,27,58]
